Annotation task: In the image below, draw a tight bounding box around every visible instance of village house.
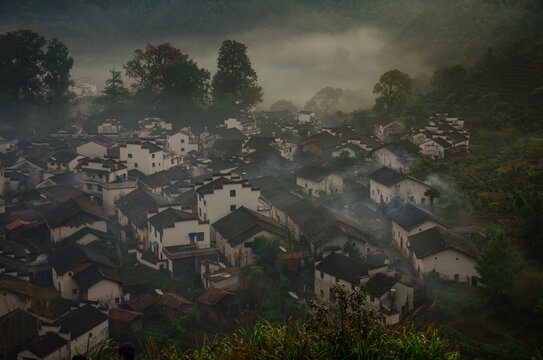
[331,143,362,158]
[158,292,194,318]
[197,287,240,327]
[308,221,379,256]
[418,137,452,159]
[108,307,144,334]
[212,206,288,268]
[275,132,299,161]
[46,151,85,173]
[119,141,182,175]
[136,117,172,137]
[120,293,156,317]
[143,206,214,277]
[52,305,109,356]
[199,127,245,157]
[76,136,118,159]
[0,279,32,316]
[295,164,343,197]
[97,119,122,135]
[80,158,136,212]
[115,187,171,251]
[388,203,446,257]
[139,167,191,195]
[369,166,437,206]
[373,119,406,142]
[166,129,199,156]
[356,135,382,152]
[50,243,123,307]
[16,331,70,360]
[4,158,44,191]
[314,252,387,301]
[407,227,480,285]
[44,198,108,243]
[364,272,414,325]
[195,173,260,223]
[224,116,259,136]
[199,259,240,290]
[297,110,316,124]
[371,140,421,172]
[300,132,342,158]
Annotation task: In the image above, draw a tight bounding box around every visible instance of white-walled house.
[76,137,117,158]
[17,332,70,360]
[44,199,108,243]
[408,227,480,285]
[373,120,406,142]
[364,273,414,325]
[195,174,261,223]
[297,111,316,124]
[119,141,164,175]
[371,140,421,172]
[224,117,259,136]
[295,164,343,197]
[388,203,445,257]
[97,119,122,134]
[419,137,452,159]
[46,151,85,173]
[50,243,123,307]
[212,206,288,268]
[314,252,412,325]
[369,166,437,206]
[52,305,109,356]
[166,129,199,156]
[145,206,213,277]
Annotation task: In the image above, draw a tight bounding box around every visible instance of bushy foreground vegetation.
[86,284,459,359]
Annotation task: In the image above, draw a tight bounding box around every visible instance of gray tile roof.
[315,252,370,284]
[408,227,479,259]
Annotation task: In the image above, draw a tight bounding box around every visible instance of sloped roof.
[122,294,156,313]
[430,137,452,148]
[148,208,198,231]
[47,151,80,163]
[388,203,442,231]
[175,189,197,209]
[302,132,342,149]
[49,243,115,275]
[243,136,273,150]
[369,166,406,187]
[212,138,243,157]
[61,227,111,245]
[114,188,169,228]
[197,287,235,306]
[379,140,420,156]
[311,222,374,249]
[408,227,479,259]
[448,132,468,143]
[108,308,144,323]
[364,273,397,298]
[22,332,68,358]
[295,164,332,182]
[54,305,108,340]
[0,308,39,358]
[316,253,370,284]
[140,167,190,188]
[72,264,122,291]
[212,206,287,246]
[44,198,107,228]
[158,292,193,314]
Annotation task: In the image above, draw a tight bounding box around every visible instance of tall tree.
[95,69,131,122]
[42,38,74,118]
[475,229,524,294]
[373,69,411,115]
[212,40,262,112]
[124,43,210,123]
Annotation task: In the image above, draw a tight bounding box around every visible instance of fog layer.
[70,26,432,110]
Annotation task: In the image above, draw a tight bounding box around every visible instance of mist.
[70,25,432,110]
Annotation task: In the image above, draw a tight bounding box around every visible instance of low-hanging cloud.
[69,25,433,111]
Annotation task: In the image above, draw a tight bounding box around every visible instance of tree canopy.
[212,40,262,113]
[372,69,411,115]
[0,29,73,130]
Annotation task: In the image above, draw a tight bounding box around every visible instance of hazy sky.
[70,25,431,110]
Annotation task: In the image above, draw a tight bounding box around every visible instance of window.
[230,205,236,211]
[152,162,155,167]
[335,277,339,283]
[244,242,253,248]
[320,289,324,297]
[87,184,92,190]
[199,208,202,216]
[115,297,120,303]
[197,232,205,241]
[89,332,92,338]
[72,288,77,294]
[160,232,163,243]
[454,274,459,281]
[134,162,138,168]
[181,139,185,143]
[456,257,459,260]
[98,174,103,179]
[181,147,185,152]
[230,190,236,197]
[320,271,324,279]
[171,159,174,164]
[152,153,155,158]
[128,153,132,158]
[330,289,336,301]
[305,183,308,188]
[204,200,207,206]
[154,228,157,237]
[97,185,103,191]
